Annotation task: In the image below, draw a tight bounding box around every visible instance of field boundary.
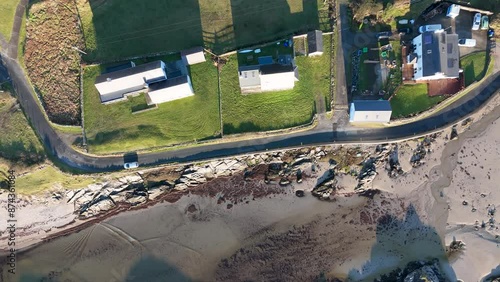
[222,114,318,139]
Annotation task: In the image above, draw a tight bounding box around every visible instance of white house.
[307,30,323,56]
[238,63,298,93]
[349,100,392,123]
[95,60,166,103]
[408,31,459,81]
[260,64,298,91]
[181,47,206,66]
[147,75,194,105]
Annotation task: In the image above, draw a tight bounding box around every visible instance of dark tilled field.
[25,0,84,125]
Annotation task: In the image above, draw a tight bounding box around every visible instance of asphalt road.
[0,1,499,173]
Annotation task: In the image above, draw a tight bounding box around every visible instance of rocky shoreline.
[0,135,445,254]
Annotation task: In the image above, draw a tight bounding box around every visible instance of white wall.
[350,110,391,123]
[260,72,296,91]
[95,63,166,100]
[147,78,194,105]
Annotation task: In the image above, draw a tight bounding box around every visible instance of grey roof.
[307,30,323,53]
[421,32,440,77]
[239,65,260,72]
[440,33,459,77]
[105,61,134,74]
[352,100,392,112]
[421,32,459,77]
[96,60,163,84]
[260,64,294,75]
[149,75,189,91]
[238,66,261,88]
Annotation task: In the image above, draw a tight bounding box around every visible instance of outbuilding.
[181,47,206,66]
[147,75,194,105]
[307,30,323,56]
[260,64,299,92]
[349,100,392,123]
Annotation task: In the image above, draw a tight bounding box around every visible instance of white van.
[418,24,442,33]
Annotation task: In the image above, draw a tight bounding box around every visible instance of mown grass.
[461,51,487,87]
[77,0,329,61]
[0,0,18,41]
[220,35,331,134]
[83,56,220,154]
[16,165,98,195]
[0,89,45,164]
[390,84,445,118]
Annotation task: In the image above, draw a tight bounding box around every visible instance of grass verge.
[16,165,98,195]
[390,84,445,118]
[0,0,18,41]
[220,35,331,134]
[83,55,220,154]
[0,87,45,164]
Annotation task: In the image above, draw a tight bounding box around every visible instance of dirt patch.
[24,0,84,125]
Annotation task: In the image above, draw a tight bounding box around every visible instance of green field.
[0,89,45,164]
[0,0,18,41]
[461,51,487,87]
[83,56,220,154]
[77,0,329,62]
[390,84,445,118]
[220,35,331,134]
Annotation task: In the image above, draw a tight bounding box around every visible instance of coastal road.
[1,2,499,172]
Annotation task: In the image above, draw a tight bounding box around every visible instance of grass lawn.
[390,84,445,118]
[461,51,487,87]
[16,166,98,195]
[220,35,331,134]
[237,39,294,66]
[83,56,220,154]
[77,0,329,62]
[0,0,18,41]
[0,89,45,164]
[358,52,377,92]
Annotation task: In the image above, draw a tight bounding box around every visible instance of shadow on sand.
[346,204,456,281]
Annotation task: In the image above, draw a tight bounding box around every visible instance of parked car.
[124,162,139,169]
[488,28,495,38]
[418,24,442,33]
[398,27,413,34]
[481,15,489,30]
[458,38,476,47]
[472,13,481,30]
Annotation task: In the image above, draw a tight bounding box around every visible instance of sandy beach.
[1,92,500,281]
